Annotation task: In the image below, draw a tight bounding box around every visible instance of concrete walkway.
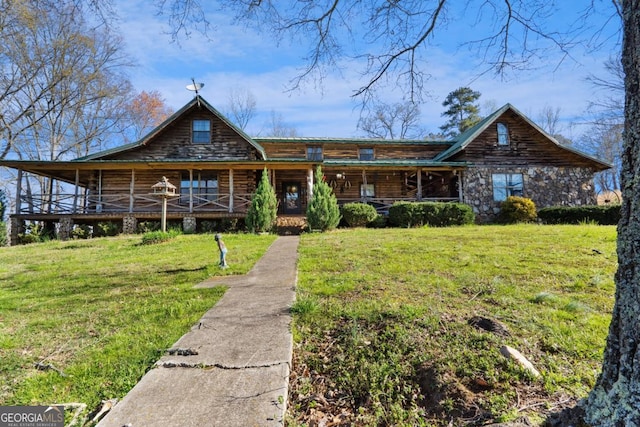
[97,236,299,427]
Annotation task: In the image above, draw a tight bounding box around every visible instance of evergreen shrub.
[341,202,378,227]
[389,201,474,227]
[537,204,621,225]
[306,166,341,232]
[246,168,278,233]
[498,196,537,223]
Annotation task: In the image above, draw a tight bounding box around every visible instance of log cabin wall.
[454,111,598,168]
[260,141,452,161]
[374,144,451,160]
[101,109,261,161]
[261,142,306,159]
[92,168,258,213]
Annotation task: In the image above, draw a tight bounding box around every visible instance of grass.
[0,232,277,419]
[0,224,617,426]
[290,224,617,426]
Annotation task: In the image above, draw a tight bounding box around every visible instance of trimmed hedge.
[537,204,621,225]
[341,202,379,227]
[388,201,475,227]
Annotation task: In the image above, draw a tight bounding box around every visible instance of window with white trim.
[492,173,523,201]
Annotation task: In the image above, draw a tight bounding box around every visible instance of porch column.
[362,169,368,202]
[189,170,194,213]
[73,169,80,213]
[15,169,22,214]
[228,168,234,213]
[417,169,423,201]
[46,177,53,214]
[457,170,464,202]
[307,168,314,201]
[129,169,135,213]
[97,170,103,213]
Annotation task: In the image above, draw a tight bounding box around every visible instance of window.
[307,146,323,161]
[359,147,374,160]
[192,119,211,144]
[360,183,375,198]
[492,173,523,201]
[180,172,218,204]
[497,123,509,146]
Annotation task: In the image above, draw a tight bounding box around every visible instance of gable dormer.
[434,104,610,171]
[77,96,266,162]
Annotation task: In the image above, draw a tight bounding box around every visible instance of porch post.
[73,169,80,213]
[15,169,22,214]
[362,169,368,202]
[46,177,53,214]
[307,168,314,201]
[129,169,135,213]
[228,168,234,213]
[189,170,194,213]
[417,169,423,201]
[457,170,464,202]
[97,170,103,212]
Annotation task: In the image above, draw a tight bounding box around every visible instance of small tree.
[246,169,278,233]
[306,166,341,232]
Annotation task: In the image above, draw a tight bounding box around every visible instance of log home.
[0,95,610,244]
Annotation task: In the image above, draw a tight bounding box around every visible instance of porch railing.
[18,193,254,215]
[18,193,460,216]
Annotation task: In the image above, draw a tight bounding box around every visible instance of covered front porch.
[5,161,465,244]
[270,165,464,215]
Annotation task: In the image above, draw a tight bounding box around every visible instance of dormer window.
[497,123,509,146]
[307,146,323,161]
[192,119,211,144]
[359,147,374,160]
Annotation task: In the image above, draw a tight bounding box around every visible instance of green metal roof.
[254,136,452,146]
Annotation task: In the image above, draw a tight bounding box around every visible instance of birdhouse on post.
[152,176,177,197]
[151,177,178,232]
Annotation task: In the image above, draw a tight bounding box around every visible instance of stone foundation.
[183,216,197,233]
[9,218,21,246]
[464,166,597,222]
[123,215,137,234]
[58,217,74,241]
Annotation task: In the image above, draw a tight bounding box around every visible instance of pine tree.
[246,169,278,233]
[306,166,341,232]
[440,87,482,138]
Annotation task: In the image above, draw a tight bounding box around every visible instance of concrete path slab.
[97,236,299,427]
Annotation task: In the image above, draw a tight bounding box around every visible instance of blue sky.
[114,1,622,140]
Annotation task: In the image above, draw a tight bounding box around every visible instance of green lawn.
[290,224,617,426]
[0,225,617,426]
[0,233,277,416]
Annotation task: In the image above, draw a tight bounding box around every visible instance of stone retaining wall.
[464,166,597,222]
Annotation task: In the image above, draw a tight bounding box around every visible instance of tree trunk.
[585,0,640,425]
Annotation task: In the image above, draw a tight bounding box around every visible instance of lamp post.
[151,177,177,232]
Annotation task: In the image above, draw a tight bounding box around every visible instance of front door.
[283,182,301,214]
